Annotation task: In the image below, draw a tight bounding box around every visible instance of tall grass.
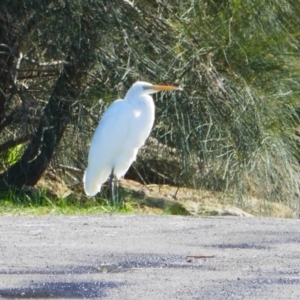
[130,0,300,212]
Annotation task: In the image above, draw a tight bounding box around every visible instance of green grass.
[0,189,138,216]
[0,185,186,216]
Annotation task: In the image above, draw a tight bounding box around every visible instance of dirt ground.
[0,214,300,299]
[38,175,296,218]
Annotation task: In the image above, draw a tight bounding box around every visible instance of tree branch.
[0,134,32,153]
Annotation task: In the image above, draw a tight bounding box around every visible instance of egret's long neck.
[128,94,155,139]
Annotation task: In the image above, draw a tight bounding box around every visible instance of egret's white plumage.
[83,81,181,196]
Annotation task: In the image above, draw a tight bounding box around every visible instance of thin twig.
[57,164,83,175]
[22,56,72,67]
[187,255,216,258]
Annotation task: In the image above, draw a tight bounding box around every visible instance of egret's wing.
[83,100,133,196]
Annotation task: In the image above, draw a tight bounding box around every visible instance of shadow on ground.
[0,281,122,299]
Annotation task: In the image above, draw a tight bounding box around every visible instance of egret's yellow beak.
[151,85,183,91]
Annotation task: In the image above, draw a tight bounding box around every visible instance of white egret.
[83,81,182,198]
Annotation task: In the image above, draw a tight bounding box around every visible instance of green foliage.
[4,145,24,166]
[120,0,300,211]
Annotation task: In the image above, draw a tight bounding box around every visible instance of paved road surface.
[0,215,300,299]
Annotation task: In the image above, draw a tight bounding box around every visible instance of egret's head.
[125,81,182,100]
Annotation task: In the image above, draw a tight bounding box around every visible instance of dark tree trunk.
[0,1,98,192]
[0,61,82,189]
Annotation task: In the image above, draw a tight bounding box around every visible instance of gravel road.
[0,214,300,299]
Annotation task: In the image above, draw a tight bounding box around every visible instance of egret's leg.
[109,170,119,205]
[108,171,115,204]
[114,176,119,204]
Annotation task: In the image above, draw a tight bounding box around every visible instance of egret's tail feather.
[83,166,111,197]
[83,169,101,197]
